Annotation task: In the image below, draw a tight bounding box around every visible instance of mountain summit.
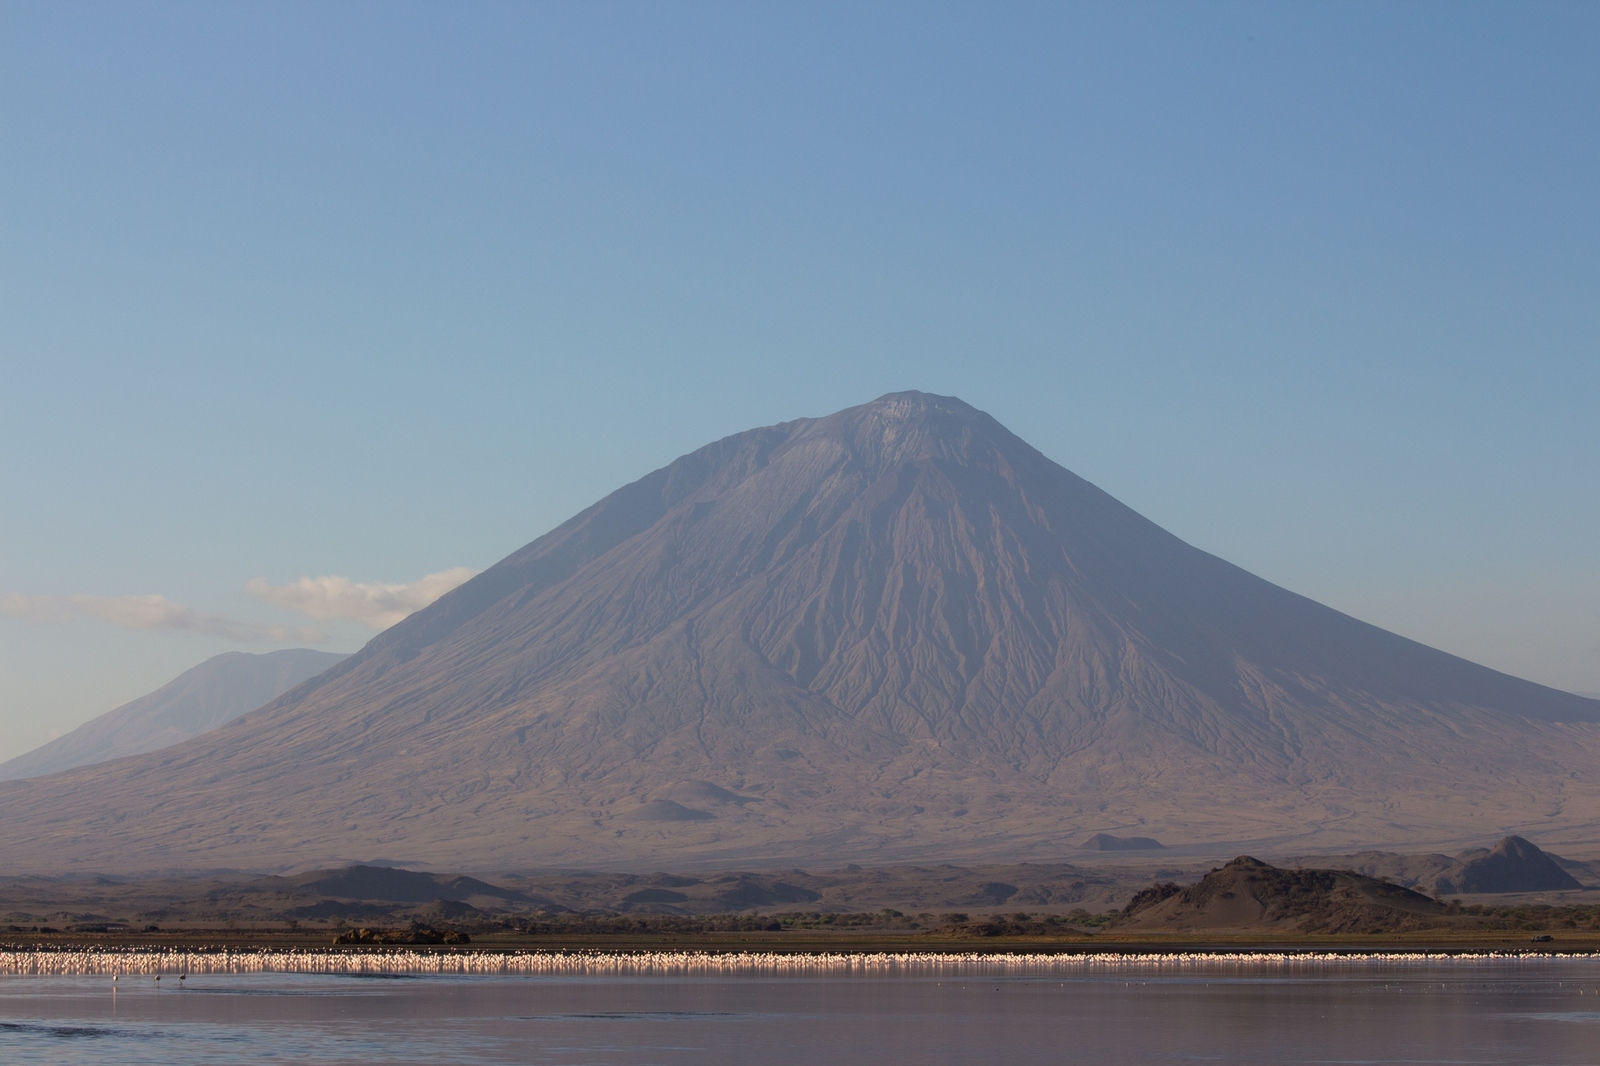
[3,392,1597,872]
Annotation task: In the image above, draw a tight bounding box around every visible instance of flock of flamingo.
[2,948,1593,978]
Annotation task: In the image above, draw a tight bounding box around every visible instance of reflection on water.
[3,960,1599,1065]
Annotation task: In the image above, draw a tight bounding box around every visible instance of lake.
[3,953,1598,1064]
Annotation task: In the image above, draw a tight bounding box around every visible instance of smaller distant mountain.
[1080,833,1165,851]
[1432,836,1583,895]
[1292,835,1587,897]
[0,649,346,782]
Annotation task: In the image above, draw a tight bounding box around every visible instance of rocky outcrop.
[1116,857,1450,934]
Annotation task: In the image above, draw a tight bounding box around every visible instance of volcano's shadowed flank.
[2,392,1598,872]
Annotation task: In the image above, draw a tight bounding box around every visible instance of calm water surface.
[3,960,1599,1064]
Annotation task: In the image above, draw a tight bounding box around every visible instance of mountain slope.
[1,392,1597,872]
[0,649,346,782]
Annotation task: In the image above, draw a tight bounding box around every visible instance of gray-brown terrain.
[2,391,1598,873]
[0,649,345,782]
[4,839,1583,936]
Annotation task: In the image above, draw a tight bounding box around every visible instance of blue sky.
[2,1,1597,760]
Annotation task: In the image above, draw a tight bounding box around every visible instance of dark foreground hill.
[1116,857,1452,934]
[2,392,1599,872]
[0,649,345,782]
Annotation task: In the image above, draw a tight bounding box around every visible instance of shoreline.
[7,927,1600,952]
[6,944,1600,977]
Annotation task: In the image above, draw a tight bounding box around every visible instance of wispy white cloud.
[0,592,325,644]
[244,567,476,631]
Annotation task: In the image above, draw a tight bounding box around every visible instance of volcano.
[2,392,1597,872]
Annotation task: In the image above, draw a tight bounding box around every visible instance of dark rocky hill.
[2,392,1598,872]
[1116,856,1451,933]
